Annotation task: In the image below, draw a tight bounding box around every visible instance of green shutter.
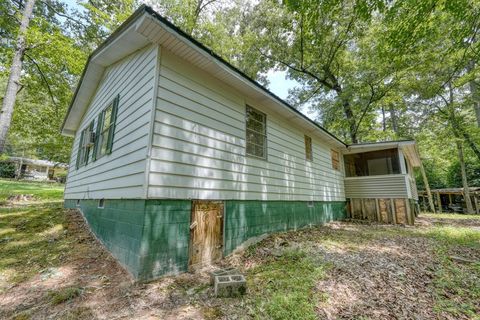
[106,94,119,154]
[92,112,103,161]
[85,121,95,164]
[76,130,84,170]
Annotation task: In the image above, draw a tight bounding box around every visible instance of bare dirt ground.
[1,206,479,320]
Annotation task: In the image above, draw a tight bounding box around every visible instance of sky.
[61,0,315,119]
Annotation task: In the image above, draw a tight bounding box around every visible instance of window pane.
[247,107,264,123]
[100,132,109,155]
[255,144,265,158]
[246,118,264,133]
[246,143,256,156]
[305,135,312,161]
[247,130,265,147]
[245,105,267,159]
[103,105,112,128]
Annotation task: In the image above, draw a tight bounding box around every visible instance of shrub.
[0,161,16,178]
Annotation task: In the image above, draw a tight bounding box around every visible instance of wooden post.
[474,194,479,215]
[375,198,380,222]
[419,160,435,213]
[436,192,442,213]
[405,199,413,225]
[448,194,453,205]
[390,199,397,224]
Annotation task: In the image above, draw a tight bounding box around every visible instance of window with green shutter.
[94,95,119,160]
[76,121,94,169]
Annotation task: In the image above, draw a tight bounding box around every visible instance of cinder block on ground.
[210,267,239,284]
[214,274,247,297]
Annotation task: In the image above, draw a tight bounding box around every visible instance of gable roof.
[61,5,346,147]
[61,4,422,161]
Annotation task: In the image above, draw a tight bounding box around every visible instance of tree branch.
[256,48,335,90]
[24,53,57,108]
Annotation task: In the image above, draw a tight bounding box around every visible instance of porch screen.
[344,148,400,177]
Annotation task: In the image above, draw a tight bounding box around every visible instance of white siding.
[344,174,409,199]
[64,45,158,199]
[147,50,345,201]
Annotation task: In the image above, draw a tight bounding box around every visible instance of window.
[76,122,94,169]
[344,148,400,177]
[94,95,119,160]
[331,149,340,171]
[246,105,267,159]
[98,198,105,209]
[305,135,313,161]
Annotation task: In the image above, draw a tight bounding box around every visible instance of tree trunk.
[456,139,475,214]
[343,99,357,143]
[0,0,36,154]
[389,104,398,133]
[419,161,435,213]
[335,87,357,143]
[467,60,480,127]
[381,106,386,131]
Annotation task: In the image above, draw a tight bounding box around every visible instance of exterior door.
[189,200,224,270]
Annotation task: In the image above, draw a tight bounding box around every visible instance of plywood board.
[394,199,407,225]
[189,200,224,270]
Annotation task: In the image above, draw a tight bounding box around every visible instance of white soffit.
[62,23,150,136]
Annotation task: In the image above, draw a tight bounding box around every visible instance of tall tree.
[0,0,36,153]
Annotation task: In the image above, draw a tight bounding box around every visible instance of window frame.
[94,95,119,160]
[76,123,93,169]
[95,103,113,160]
[304,135,313,161]
[245,105,267,160]
[331,149,340,171]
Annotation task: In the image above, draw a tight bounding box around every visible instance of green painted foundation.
[65,199,346,280]
[224,201,347,255]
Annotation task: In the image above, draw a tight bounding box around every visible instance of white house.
[62,5,421,280]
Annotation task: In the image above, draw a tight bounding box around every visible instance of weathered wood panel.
[394,199,407,225]
[189,200,224,270]
[348,197,415,225]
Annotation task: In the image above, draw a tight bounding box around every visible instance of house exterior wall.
[147,49,345,201]
[64,45,158,200]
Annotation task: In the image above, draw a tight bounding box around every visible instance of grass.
[0,202,71,288]
[49,286,83,305]
[0,179,66,290]
[0,179,64,202]
[422,213,480,220]
[242,249,329,320]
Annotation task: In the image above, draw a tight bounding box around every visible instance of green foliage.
[0,162,16,179]
[446,159,480,188]
[247,249,328,319]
